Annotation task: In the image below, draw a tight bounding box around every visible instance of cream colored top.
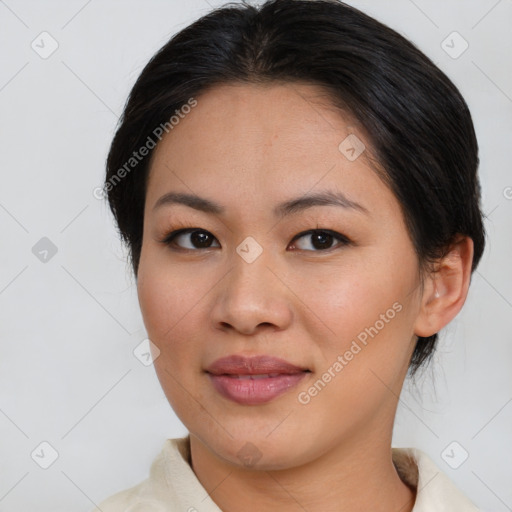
[92,436,480,511]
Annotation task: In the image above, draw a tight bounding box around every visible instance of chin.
[197,425,308,470]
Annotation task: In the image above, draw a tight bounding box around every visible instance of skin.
[136,82,474,512]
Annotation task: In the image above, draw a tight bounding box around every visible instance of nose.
[210,252,294,336]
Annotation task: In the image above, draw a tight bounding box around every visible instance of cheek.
[137,267,201,398]
[302,264,397,335]
[137,261,197,344]
[300,253,418,371]
[137,257,213,426]
[137,273,170,339]
[136,255,219,384]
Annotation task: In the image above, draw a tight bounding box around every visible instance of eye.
[289,229,351,252]
[160,227,351,252]
[161,229,220,250]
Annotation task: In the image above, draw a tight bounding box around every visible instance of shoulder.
[90,483,151,511]
[392,446,481,511]
[89,469,165,512]
[89,437,195,512]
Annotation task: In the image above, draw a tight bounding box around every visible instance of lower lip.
[208,372,309,405]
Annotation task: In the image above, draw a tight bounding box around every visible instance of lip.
[205,355,310,405]
[206,354,309,375]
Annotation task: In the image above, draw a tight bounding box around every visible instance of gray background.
[0,0,510,511]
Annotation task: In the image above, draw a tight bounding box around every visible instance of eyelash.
[158,226,352,253]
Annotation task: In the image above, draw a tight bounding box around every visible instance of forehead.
[146,82,398,221]
[151,81,359,162]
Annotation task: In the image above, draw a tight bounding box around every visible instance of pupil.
[192,231,211,247]
[313,232,332,249]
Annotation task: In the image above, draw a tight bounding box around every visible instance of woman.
[95,0,485,509]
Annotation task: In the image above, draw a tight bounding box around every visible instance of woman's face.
[137,82,426,468]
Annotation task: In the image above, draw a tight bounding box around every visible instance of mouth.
[220,373,294,379]
[205,354,311,405]
[207,373,310,405]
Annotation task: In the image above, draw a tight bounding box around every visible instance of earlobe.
[413,236,474,338]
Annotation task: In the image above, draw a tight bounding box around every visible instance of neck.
[189,428,416,512]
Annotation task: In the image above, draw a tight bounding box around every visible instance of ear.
[413,235,474,338]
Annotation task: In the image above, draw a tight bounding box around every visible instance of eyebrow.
[152,190,370,217]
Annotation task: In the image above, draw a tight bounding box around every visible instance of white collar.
[101,437,479,511]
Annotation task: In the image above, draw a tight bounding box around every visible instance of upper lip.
[205,355,309,376]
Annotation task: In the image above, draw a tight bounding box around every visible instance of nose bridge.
[211,240,293,333]
[232,245,273,294]
[229,241,277,306]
